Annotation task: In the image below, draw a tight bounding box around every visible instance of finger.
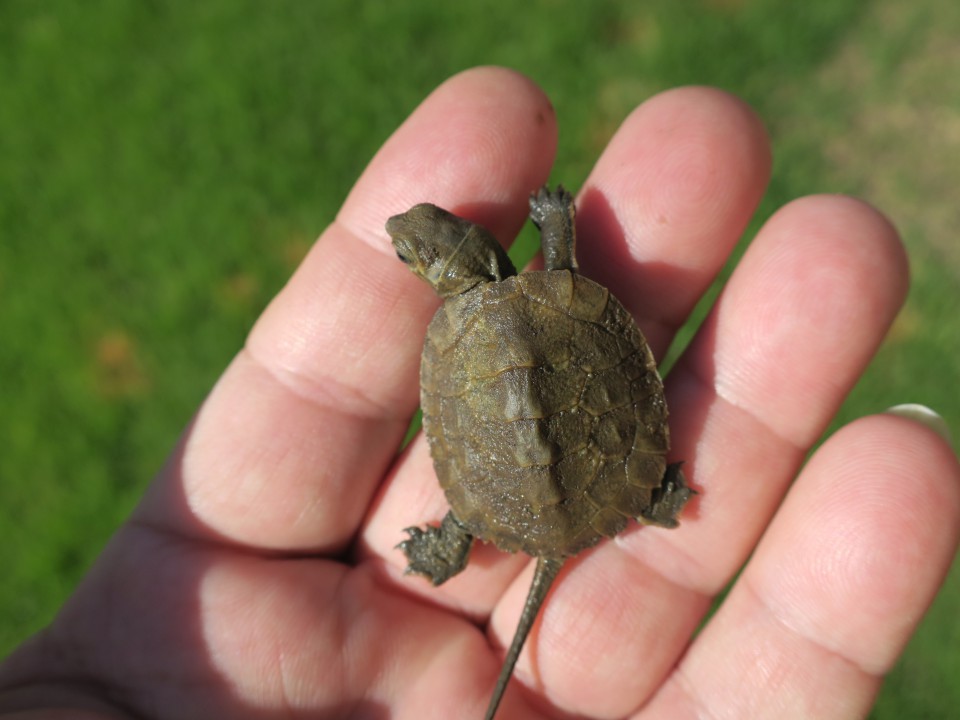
[577,86,771,356]
[135,67,558,550]
[486,195,910,717]
[359,86,772,613]
[632,196,910,594]
[641,414,960,719]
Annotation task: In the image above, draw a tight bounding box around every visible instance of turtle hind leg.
[529,185,578,271]
[639,462,695,528]
[397,511,474,586]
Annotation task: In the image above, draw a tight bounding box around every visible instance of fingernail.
[885,403,954,450]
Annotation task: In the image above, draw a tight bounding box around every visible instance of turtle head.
[387,203,516,298]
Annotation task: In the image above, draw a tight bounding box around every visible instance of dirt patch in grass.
[818,0,960,274]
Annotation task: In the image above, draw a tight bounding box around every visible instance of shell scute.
[567,272,609,321]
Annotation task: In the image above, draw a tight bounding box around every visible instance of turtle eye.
[395,249,412,264]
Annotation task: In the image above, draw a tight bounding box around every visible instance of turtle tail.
[484,556,564,720]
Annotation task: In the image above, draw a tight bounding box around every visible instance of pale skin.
[1,67,959,720]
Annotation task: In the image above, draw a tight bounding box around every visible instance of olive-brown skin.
[422,267,669,557]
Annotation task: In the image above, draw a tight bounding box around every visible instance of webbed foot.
[397,511,474,586]
[640,462,695,528]
[529,185,578,271]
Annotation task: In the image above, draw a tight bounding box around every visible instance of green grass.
[1,0,958,716]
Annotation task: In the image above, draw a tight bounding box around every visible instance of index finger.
[134,67,558,551]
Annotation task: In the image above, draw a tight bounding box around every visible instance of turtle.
[387,186,693,720]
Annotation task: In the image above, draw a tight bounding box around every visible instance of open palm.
[2,67,958,720]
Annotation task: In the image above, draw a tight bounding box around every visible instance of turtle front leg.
[398,511,474,585]
[529,185,578,271]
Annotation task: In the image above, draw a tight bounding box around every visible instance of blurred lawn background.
[1,0,958,716]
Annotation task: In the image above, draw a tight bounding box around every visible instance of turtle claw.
[397,512,474,586]
[528,185,570,223]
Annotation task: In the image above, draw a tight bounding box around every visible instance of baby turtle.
[388,186,693,720]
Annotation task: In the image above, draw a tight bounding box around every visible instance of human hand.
[1,67,957,720]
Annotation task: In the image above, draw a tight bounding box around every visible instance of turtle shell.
[421,267,669,558]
